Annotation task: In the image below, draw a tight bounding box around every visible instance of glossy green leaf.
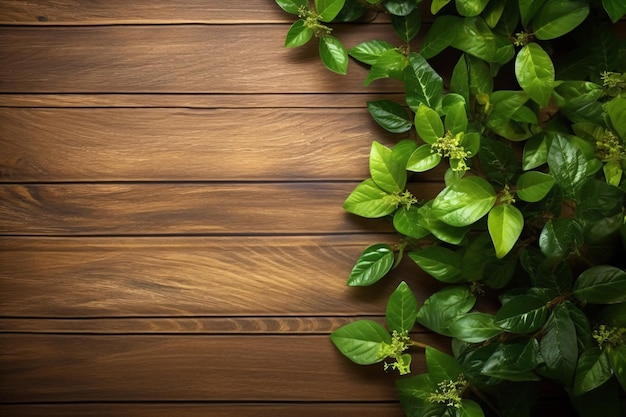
[417,286,476,336]
[488,204,524,259]
[414,104,444,144]
[418,202,472,244]
[319,35,348,74]
[386,281,418,333]
[532,0,589,40]
[547,133,591,198]
[370,141,407,193]
[426,346,463,383]
[573,347,612,396]
[364,48,409,85]
[518,0,546,26]
[486,90,531,140]
[444,101,468,136]
[482,0,505,27]
[348,40,394,65]
[393,207,431,239]
[432,176,497,227]
[461,233,497,282]
[333,0,367,21]
[392,139,418,167]
[449,312,503,343]
[431,0,452,14]
[384,0,417,16]
[467,55,493,95]
[408,246,463,283]
[495,295,548,334]
[522,133,549,170]
[406,144,442,172]
[456,0,490,16]
[391,8,421,42]
[481,339,542,381]
[539,218,584,259]
[539,303,578,386]
[396,374,443,417]
[577,179,624,221]
[275,0,309,14]
[451,17,515,64]
[420,15,462,59]
[367,100,412,133]
[606,96,626,140]
[347,243,395,286]
[315,0,346,21]
[343,179,396,218]
[459,399,485,417]
[516,171,555,202]
[515,43,554,106]
[404,53,444,111]
[330,319,392,364]
[285,20,314,47]
[451,55,470,103]
[478,138,518,186]
[607,345,626,392]
[603,0,626,23]
[573,265,626,304]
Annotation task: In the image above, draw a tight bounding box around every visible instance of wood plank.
[0,334,446,402]
[0,183,441,235]
[0,108,401,182]
[0,236,442,317]
[0,403,406,417]
[0,25,407,94]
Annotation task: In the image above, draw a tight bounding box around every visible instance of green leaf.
[384,0,417,16]
[547,133,591,198]
[496,295,548,334]
[515,43,555,107]
[566,301,592,352]
[518,0,546,27]
[532,0,589,40]
[539,218,584,259]
[468,55,494,95]
[392,139,419,168]
[285,20,314,47]
[481,339,542,381]
[449,312,503,343]
[451,17,515,64]
[539,303,578,386]
[394,207,431,239]
[406,144,442,172]
[573,347,612,396]
[367,100,412,133]
[486,90,531,140]
[607,345,626,392]
[571,378,622,417]
[319,35,348,74]
[330,319,392,364]
[418,202,472,244]
[404,53,444,111]
[315,0,346,21]
[417,286,476,336]
[459,399,486,417]
[451,55,470,103]
[386,281,418,333]
[516,171,555,202]
[603,0,626,23]
[396,374,443,417]
[348,40,394,65]
[391,8,421,42]
[496,382,537,417]
[488,204,524,259]
[431,0,452,14]
[343,179,397,218]
[478,137,518,186]
[420,15,463,59]
[408,246,463,283]
[414,104,444,144]
[364,48,409,85]
[347,243,395,286]
[522,133,549,170]
[426,346,463,383]
[275,0,309,14]
[573,265,626,304]
[370,141,407,193]
[432,176,497,227]
[606,97,626,140]
[483,0,506,27]
[456,0,490,17]
[444,100,468,136]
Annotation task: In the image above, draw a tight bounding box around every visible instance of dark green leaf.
[482,339,542,381]
[391,8,421,42]
[404,53,444,111]
[539,218,584,259]
[532,0,589,40]
[573,265,626,304]
[449,312,503,343]
[367,100,413,133]
[330,319,392,364]
[483,0,505,27]
[516,171,555,202]
[515,43,555,106]
[347,243,395,286]
[418,202,472,244]
[417,286,476,336]
[333,0,367,21]
[566,301,593,352]
[315,0,346,21]
[479,138,518,186]
[607,345,626,392]
[456,0,490,17]
[396,374,444,417]
[275,0,309,14]
[488,204,524,259]
[408,246,463,283]
[496,382,538,417]
[571,378,622,417]
[319,35,348,74]
[348,40,395,65]
[386,281,418,333]
[285,20,314,47]
[343,179,397,218]
[461,233,497,282]
[603,0,626,23]
[451,55,470,103]
[518,0,546,27]
[458,343,503,387]
[370,141,407,193]
[432,176,497,227]
[384,0,417,16]
[459,399,485,417]
[595,303,626,327]
[539,303,578,386]
[426,346,463,383]
[420,15,463,59]
[573,347,612,396]
[606,96,626,140]
[547,133,592,198]
[496,295,548,334]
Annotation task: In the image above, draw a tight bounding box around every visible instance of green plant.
[276,1,626,416]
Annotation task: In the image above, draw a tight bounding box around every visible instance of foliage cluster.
[275,0,626,416]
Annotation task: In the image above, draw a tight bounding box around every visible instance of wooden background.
[0,1,597,416]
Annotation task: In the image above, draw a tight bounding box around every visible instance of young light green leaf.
[394,207,431,239]
[451,17,515,64]
[573,265,626,304]
[431,0,452,13]
[408,246,463,283]
[516,171,555,202]
[370,141,407,193]
[420,15,462,59]
[486,90,530,140]
[444,101,468,136]
[414,104,444,144]
[432,176,497,227]
[406,144,442,172]
[275,0,309,14]
[495,295,548,334]
[364,48,409,85]
[449,312,503,343]
[367,100,412,133]
[343,179,397,218]
[532,0,589,40]
[522,133,549,170]
[285,20,314,47]
[606,96,626,140]
[391,9,421,42]
[607,345,626,392]
[603,0,626,23]
[315,0,346,22]
[330,319,392,364]
[488,204,524,259]
[426,346,463,383]
[348,40,394,65]
[573,347,612,396]
[319,35,348,74]
[404,53,444,111]
[515,43,555,107]
[539,303,578,386]
[483,0,505,27]
[456,0,490,17]
[418,202,472,244]
[417,286,476,336]
[451,55,470,103]
[347,243,395,286]
[386,281,418,333]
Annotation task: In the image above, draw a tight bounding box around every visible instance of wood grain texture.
[0,183,441,235]
[0,236,443,317]
[0,334,446,402]
[0,25,408,94]
[0,108,400,182]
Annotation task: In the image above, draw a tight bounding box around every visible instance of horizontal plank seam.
[0,232,396,238]
[0,314,387,320]
[0,400,400,406]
